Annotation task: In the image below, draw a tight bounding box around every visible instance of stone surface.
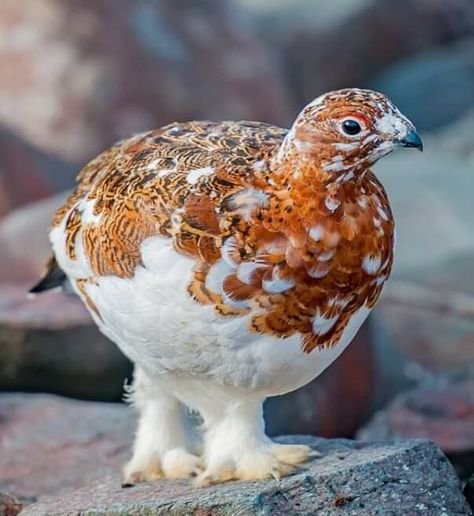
[0,0,291,163]
[358,370,474,480]
[0,193,67,283]
[0,394,470,514]
[0,285,132,400]
[243,0,474,109]
[372,38,474,131]
[0,128,74,218]
[366,123,474,403]
[17,434,470,515]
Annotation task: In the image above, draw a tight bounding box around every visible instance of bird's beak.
[399,129,423,152]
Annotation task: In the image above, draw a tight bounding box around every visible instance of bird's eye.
[341,119,362,136]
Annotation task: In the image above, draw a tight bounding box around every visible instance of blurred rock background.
[0,0,473,507]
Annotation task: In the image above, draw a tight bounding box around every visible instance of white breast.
[51,231,371,397]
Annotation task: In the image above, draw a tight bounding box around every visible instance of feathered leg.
[197,395,311,485]
[123,368,201,485]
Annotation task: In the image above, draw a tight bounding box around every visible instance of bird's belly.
[62,235,370,396]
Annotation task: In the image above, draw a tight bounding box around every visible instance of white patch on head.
[305,93,326,110]
[309,224,325,242]
[325,196,340,212]
[363,134,377,145]
[322,160,353,173]
[312,311,339,336]
[227,189,268,221]
[377,205,389,221]
[328,297,350,309]
[375,111,409,139]
[362,255,382,275]
[294,138,315,153]
[262,269,295,294]
[186,167,215,185]
[334,142,358,151]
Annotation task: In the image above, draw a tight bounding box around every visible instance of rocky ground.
[0,394,470,515]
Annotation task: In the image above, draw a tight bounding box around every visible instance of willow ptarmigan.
[32,88,422,485]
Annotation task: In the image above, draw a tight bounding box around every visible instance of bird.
[31,88,422,485]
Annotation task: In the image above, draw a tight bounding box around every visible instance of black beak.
[400,129,423,152]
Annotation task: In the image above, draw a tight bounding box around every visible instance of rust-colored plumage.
[45,89,413,353]
[36,88,423,485]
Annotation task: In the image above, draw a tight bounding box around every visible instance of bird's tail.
[29,255,67,295]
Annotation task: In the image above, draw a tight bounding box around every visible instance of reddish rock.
[0,129,75,218]
[358,371,474,478]
[0,0,291,163]
[0,394,133,502]
[0,492,23,516]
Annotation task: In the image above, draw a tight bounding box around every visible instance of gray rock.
[357,370,474,481]
[0,287,132,400]
[21,437,469,515]
[1,394,470,514]
[371,38,474,131]
[240,0,474,108]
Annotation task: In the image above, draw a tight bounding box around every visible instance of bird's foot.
[122,448,202,486]
[161,448,203,479]
[122,456,162,486]
[196,443,313,485]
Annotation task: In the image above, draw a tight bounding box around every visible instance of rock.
[371,38,474,131]
[1,394,470,514]
[0,394,133,503]
[366,130,474,403]
[0,285,132,400]
[358,371,474,482]
[242,0,474,107]
[0,492,23,516]
[464,476,474,511]
[0,193,68,283]
[0,0,291,163]
[0,128,75,218]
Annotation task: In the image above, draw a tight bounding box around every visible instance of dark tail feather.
[29,255,67,294]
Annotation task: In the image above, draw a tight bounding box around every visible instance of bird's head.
[283,88,422,177]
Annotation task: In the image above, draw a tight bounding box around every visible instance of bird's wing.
[50,120,286,278]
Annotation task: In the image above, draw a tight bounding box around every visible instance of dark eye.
[342,119,362,136]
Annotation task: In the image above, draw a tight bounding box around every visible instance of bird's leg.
[122,368,201,485]
[197,396,311,485]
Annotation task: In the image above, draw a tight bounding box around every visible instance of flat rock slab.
[19,439,469,515]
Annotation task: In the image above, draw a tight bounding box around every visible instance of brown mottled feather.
[51,104,395,352]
